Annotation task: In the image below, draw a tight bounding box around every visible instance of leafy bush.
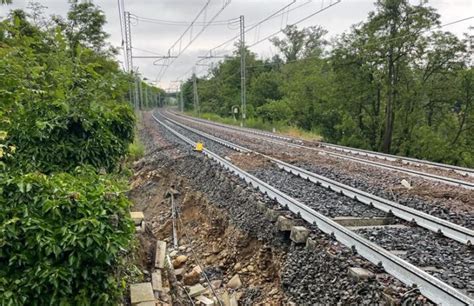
[0,167,134,305]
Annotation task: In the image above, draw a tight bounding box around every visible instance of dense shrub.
[0,168,134,304]
[0,4,138,305]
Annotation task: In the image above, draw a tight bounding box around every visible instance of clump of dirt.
[227,152,272,171]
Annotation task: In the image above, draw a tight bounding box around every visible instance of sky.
[1,0,473,91]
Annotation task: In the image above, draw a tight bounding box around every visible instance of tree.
[65,1,110,54]
[270,24,327,62]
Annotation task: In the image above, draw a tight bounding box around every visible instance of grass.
[186,111,322,141]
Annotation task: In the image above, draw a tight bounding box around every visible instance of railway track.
[168,110,474,189]
[152,112,474,306]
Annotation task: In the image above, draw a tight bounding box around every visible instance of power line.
[156,0,232,84]
[130,14,239,26]
[249,0,341,47]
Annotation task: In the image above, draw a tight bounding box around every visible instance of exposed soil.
[124,111,431,305]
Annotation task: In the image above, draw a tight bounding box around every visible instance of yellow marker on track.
[194,142,203,152]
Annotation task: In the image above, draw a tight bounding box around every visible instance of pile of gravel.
[250,167,387,218]
[356,226,474,295]
[297,162,474,229]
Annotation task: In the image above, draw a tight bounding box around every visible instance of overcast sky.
[1,0,473,91]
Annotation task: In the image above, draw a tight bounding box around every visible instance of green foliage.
[185,0,473,167]
[0,168,134,305]
[128,138,145,162]
[0,9,135,173]
[0,4,138,304]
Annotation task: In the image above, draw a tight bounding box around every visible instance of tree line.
[182,0,473,167]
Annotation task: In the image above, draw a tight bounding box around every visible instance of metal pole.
[192,67,200,115]
[180,81,184,112]
[240,15,246,126]
[145,85,149,109]
[139,78,144,110]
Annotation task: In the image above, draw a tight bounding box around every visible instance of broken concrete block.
[256,201,267,213]
[130,283,155,305]
[276,216,295,231]
[229,294,238,306]
[188,284,206,297]
[264,208,281,222]
[401,179,412,189]
[348,267,374,280]
[305,237,318,250]
[290,226,310,244]
[130,212,145,225]
[154,240,167,269]
[136,302,156,306]
[227,274,242,289]
[196,295,214,306]
[151,271,163,292]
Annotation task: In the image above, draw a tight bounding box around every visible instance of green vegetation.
[182,0,473,166]
[0,2,147,304]
[189,111,321,140]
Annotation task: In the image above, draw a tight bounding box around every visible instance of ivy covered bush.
[0,168,134,304]
[0,3,137,304]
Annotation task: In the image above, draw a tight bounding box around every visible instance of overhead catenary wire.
[248,0,342,47]
[156,0,232,84]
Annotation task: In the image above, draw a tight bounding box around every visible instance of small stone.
[233,262,242,271]
[211,279,222,289]
[174,268,185,276]
[247,265,255,272]
[183,269,200,286]
[227,274,242,289]
[172,255,188,268]
[169,250,178,257]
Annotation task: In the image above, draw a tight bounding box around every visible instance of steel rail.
[162,114,474,245]
[167,111,474,189]
[152,113,474,306]
[170,110,474,177]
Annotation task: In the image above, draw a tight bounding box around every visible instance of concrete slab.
[265,208,281,222]
[155,240,167,269]
[348,267,374,280]
[136,302,157,306]
[188,284,207,297]
[196,295,214,306]
[290,226,310,244]
[152,271,163,292]
[333,216,394,227]
[276,216,295,231]
[130,283,155,305]
[130,211,145,225]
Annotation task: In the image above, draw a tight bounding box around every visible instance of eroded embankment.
[124,112,427,305]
